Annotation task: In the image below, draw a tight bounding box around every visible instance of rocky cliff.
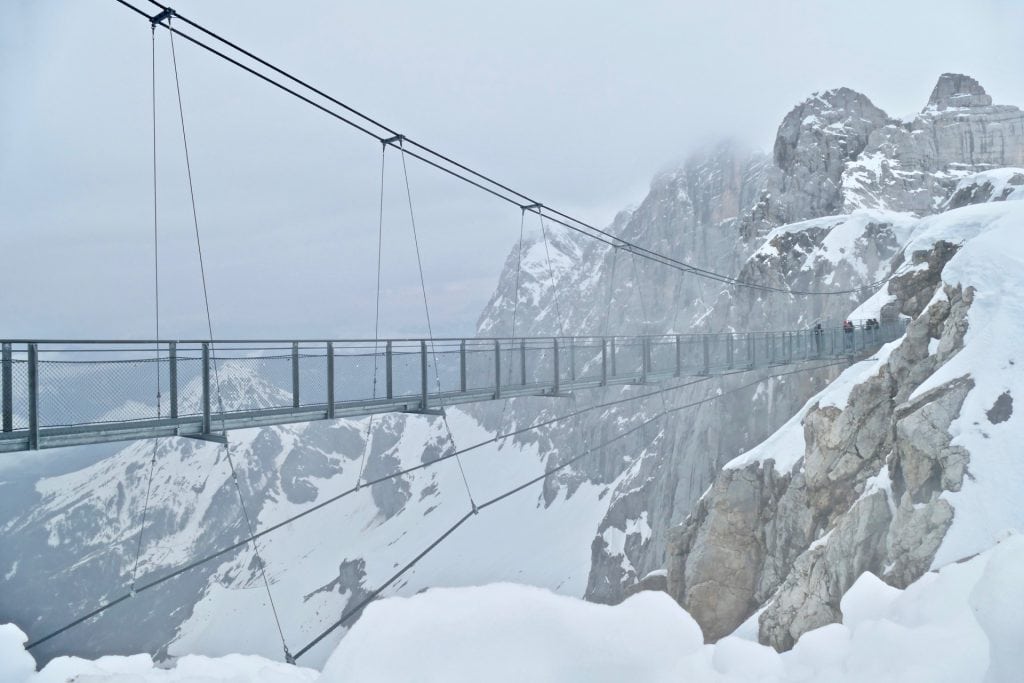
[478,73,1024,606]
[665,180,1024,650]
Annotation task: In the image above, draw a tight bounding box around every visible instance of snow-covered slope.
[4,532,1023,681]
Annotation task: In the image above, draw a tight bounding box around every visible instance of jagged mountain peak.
[926,72,993,111]
[774,87,890,172]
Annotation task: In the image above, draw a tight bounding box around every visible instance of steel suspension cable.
[397,141,478,511]
[356,145,388,488]
[630,252,651,335]
[129,23,161,593]
[536,211,593,485]
[603,246,619,336]
[538,214,565,337]
[496,209,528,435]
[167,22,293,663]
[110,0,889,298]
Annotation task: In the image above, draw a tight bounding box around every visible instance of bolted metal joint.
[150,7,175,26]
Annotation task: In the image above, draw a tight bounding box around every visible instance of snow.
[756,209,918,282]
[4,533,1023,682]
[945,167,1024,206]
[728,194,1024,565]
[891,200,1024,567]
[168,408,611,667]
[724,347,893,473]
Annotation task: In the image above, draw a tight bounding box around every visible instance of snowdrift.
[4,532,1023,682]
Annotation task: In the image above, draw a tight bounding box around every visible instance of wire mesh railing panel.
[612,339,643,378]
[498,343,523,389]
[333,348,380,403]
[0,323,909,446]
[172,355,202,417]
[212,355,294,412]
[464,344,497,392]
[297,353,329,407]
[528,343,554,386]
[389,348,424,399]
[8,360,29,430]
[428,345,461,395]
[648,338,675,375]
[573,341,605,381]
[678,337,705,374]
[37,358,168,427]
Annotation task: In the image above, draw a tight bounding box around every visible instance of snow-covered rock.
[666,198,1024,649]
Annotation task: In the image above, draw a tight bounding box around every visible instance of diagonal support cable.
[166,21,293,663]
[397,141,477,512]
[129,23,162,594]
[356,145,388,489]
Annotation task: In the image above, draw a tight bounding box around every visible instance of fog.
[2,0,1021,339]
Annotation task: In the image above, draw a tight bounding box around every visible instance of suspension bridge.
[7,0,910,667]
[0,324,901,454]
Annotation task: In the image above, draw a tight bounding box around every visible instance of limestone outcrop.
[665,240,979,648]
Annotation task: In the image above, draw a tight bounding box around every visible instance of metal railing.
[0,319,906,453]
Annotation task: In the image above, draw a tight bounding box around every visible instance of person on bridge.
[864,318,879,343]
[812,322,823,356]
[843,320,855,350]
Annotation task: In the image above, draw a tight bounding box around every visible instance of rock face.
[842,74,1024,215]
[475,73,1024,609]
[927,73,992,110]
[769,88,892,225]
[665,238,979,649]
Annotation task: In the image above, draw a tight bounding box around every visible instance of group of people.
[811,318,883,354]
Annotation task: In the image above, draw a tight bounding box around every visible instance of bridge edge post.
[520,340,527,386]
[1,343,12,433]
[292,342,300,409]
[601,338,608,386]
[326,342,335,419]
[494,339,501,400]
[28,343,38,449]
[201,343,211,435]
[459,340,466,394]
[169,342,178,420]
[553,338,560,395]
[386,341,394,400]
[420,340,429,411]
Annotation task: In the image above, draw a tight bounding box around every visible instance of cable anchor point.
[150,7,176,26]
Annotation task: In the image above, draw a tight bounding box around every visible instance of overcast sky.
[2,0,1022,340]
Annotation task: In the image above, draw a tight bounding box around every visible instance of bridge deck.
[0,321,904,453]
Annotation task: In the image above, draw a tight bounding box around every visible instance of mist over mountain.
[3,72,1024,681]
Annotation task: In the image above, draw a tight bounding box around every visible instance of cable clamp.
[150,7,176,26]
[521,202,542,213]
[382,134,405,147]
